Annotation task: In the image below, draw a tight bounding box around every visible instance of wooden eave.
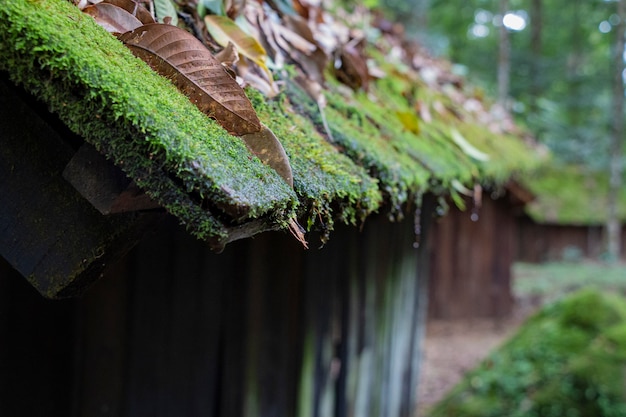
[0,0,541,298]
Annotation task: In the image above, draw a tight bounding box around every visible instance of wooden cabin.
[428,182,533,319]
[517,165,626,262]
[0,1,540,416]
[517,219,626,262]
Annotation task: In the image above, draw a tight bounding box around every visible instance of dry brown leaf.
[288,217,308,249]
[283,15,318,50]
[256,14,287,68]
[333,42,369,91]
[214,41,240,68]
[118,23,262,135]
[84,3,143,34]
[204,14,275,88]
[102,0,155,24]
[273,24,316,56]
[240,124,293,187]
[236,58,280,97]
[259,12,327,86]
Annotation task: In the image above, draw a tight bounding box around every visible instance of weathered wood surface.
[517,217,626,261]
[0,74,161,298]
[0,258,75,416]
[0,206,433,417]
[63,143,160,214]
[428,195,516,319]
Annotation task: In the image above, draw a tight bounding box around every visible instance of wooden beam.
[63,143,161,215]
[0,75,162,298]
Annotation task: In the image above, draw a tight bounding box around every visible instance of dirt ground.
[415,304,535,416]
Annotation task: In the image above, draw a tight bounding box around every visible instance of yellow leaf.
[395,110,420,134]
[204,14,274,87]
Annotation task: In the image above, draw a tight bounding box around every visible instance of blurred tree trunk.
[529,0,542,115]
[497,0,510,111]
[606,0,625,261]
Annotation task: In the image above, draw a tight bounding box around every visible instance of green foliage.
[154,0,178,26]
[422,0,621,168]
[428,289,626,417]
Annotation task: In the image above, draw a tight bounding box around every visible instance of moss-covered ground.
[428,288,626,417]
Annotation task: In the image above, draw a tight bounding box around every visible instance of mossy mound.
[428,288,626,417]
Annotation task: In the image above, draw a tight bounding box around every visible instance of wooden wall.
[427,196,517,319]
[516,218,626,262]
[0,208,433,417]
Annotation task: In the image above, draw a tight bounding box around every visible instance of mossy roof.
[523,164,626,225]
[0,0,540,246]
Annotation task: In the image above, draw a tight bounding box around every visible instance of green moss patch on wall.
[0,0,298,242]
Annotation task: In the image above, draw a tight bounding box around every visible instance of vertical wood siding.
[517,218,626,262]
[0,207,433,417]
[428,196,516,319]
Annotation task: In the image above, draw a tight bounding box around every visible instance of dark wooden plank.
[72,259,130,417]
[63,143,160,215]
[242,231,305,417]
[429,196,515,319]
[0,75,159,298]
[59,212,432,417]
[0,257,75,417]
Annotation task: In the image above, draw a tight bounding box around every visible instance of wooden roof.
[524,164,626,225]
[0,0,541,296]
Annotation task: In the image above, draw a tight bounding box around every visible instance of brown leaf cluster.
[79,0,296,193]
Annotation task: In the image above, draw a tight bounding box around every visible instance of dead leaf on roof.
[84,3,143,34]
[240,123,293,187]
[272,22,316,55]
[204,14,274,89]
[214,41,239,68]
[333,39,369,91]
[236,57,279,97]
[118,23,262,135]
[117,23,295,192]
[101,0,155,24]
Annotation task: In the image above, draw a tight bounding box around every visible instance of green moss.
[287,55,540,221]
[285,80,429,216]
[248,87,382,233]
[524,164,626,225]
[429,289,626,417]
[0,0,297,241]
[365,47,540,185]
[1,0,543,246]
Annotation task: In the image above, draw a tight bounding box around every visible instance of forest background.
[354,0,626,259]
